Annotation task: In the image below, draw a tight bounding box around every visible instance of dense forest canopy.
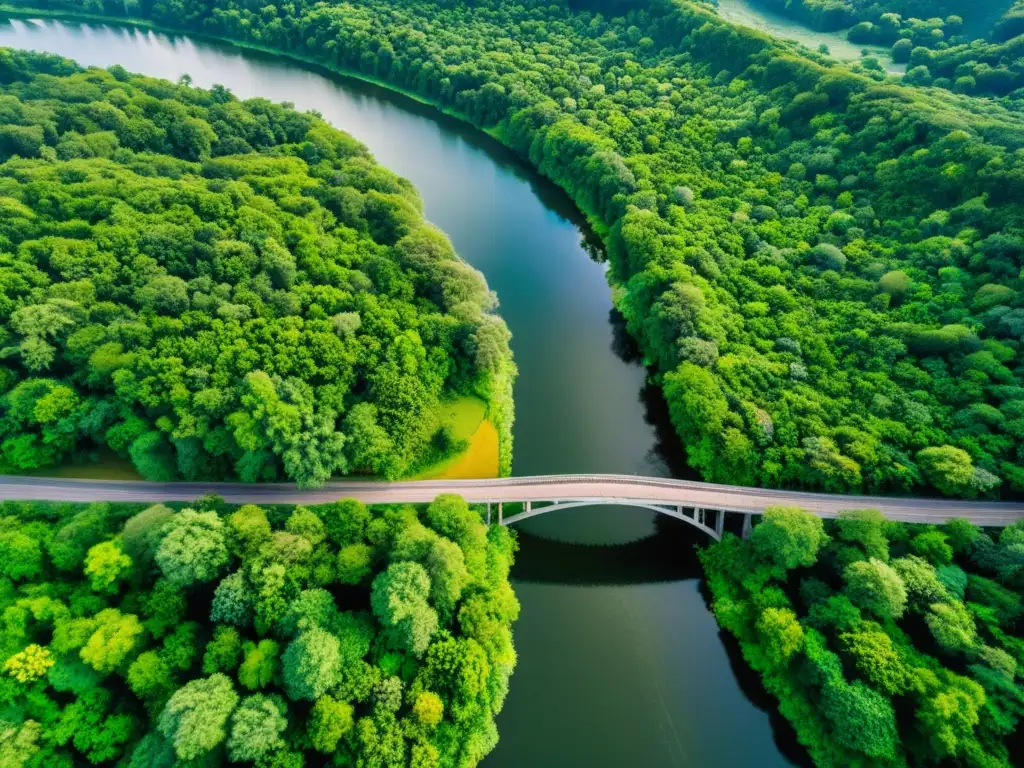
[29,0,1024,498]
[702,509,1024,766]
[0,50,514,486]
[0,493,519,766]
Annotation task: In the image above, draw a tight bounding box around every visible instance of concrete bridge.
[1,473,1022,541]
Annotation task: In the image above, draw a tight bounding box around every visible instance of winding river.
[1,19,799,767]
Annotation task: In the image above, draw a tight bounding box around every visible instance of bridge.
[1,473,1022,541]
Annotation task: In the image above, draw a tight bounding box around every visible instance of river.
[1,19,799,767]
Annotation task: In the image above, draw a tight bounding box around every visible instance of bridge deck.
[0,474,1021,527]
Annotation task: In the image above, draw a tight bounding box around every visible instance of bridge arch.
[497,499,724,540]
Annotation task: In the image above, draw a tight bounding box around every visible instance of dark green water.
[1,19,799,766]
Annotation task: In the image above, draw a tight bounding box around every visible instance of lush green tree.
[833,509,889,561]
[80,609,145,674]
[911,530,954,565]
[226,505,272,556]
[371,561,438,656]
[424,537,469,620]
[839,628,911,695]
[203,626,243,675]
[49,688,137,763]
[157,674,239,760]
[844,558,908,620]
[337,543,374,585]
[821,680,899,760]
[751,507,829,573]
[3,644,53,683]
[944,519,981,556]
[238,639,279,691]
[966,574,1023,626]
[155,510,229,586]
[918,447,992,498]
[308,695,354,753]
[320,500,372,548]
[282,628,342,701]
[413,691,444,728]
[277,589,340,638]
[926,601,979,653]
[226,694,287,762]
[121,505,173,572]
[914,669,986,761]
[84,540,132,594]
[211,571,253,627]
[48,507,109,572]
[127,651,175,707]
[892,555,948,610]
[0,531,43,582]
[756,607,804,667]
[353,710,406,767]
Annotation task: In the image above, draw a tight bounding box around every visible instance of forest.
[0,49,515,486]
[20,0,1024,498]
[0,492,519,766]
[702,509,1024,767]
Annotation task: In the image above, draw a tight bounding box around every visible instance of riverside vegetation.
[701,509,1024,767]
[17,0,1024,499]
[0,2,1024,766]
[0,49,515,486]
[0,493,519,766]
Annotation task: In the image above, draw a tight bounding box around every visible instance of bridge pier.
[741,513,752,540]
[487,503,492,526]
[695,508,705,526]
[715,510,724,539]
[498,502,503,525]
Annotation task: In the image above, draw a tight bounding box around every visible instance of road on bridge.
[1,474,1022,527]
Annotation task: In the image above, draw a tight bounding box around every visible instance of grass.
[714,0,905,73]
[24,451,143,481]
[7,399,498,483]
[412,396,500,480]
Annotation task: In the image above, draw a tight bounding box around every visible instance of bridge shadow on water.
[509,515,703,586]
[510,511,813,767]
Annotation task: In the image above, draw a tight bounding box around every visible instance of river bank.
[0,17,797,766]
[0,16,798,765]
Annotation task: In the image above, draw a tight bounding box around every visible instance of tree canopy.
[701,510,1024,766]
[0,50,513,486]
[0,494,519,765]
[42,0,1024,498]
